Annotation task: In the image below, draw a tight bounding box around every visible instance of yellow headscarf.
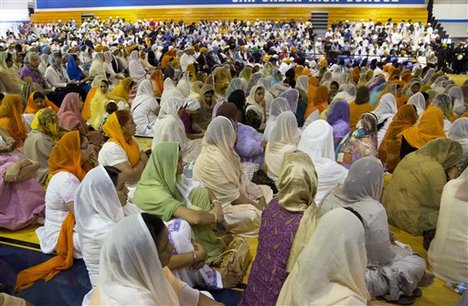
[31,107,62,142]
[111,77,134,102]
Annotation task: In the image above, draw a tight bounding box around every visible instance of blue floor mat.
[0,244,243,306]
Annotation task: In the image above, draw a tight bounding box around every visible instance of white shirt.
[44,66,70,88]
[98,142,129,167]
[36,172,82,257]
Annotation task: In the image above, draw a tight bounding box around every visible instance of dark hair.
[245,109,262,130]
[421,91,429,101]
[115,109,131,126]
[5,52,12,62]
[106,102,118,114]
[330,81,339,88]
[0,93,4,101]
[104,165,121,186]
[355,86,370,105]
[141,213,166,246]
[33,91,46,101]
[216,102,238,122]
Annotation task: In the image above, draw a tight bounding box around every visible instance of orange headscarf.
[352,66,360,84]
[295,65,304,80]
[401,70,412,85]
[49,130,87,181]
[102,112,140,167]
[82,87,97,121]
[15,131,86,291]
[305,85,329,117]
[161,49,176,69]
[24,91,59,114]
[401,106,446,149]
[0,95,27,143]
[379,104,418,172]
[150,69,164,97]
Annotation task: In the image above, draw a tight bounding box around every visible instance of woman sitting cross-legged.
[321,157,430,304]
[134,142,240,288]
[84,213,222,306]
[277,208,370,306]
[193,116,272,237]
[239,150,319,306]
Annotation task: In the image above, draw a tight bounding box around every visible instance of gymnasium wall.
[433,0,467,38]
[30,1,428,26]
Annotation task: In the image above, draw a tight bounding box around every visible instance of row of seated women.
[1,62,467,305]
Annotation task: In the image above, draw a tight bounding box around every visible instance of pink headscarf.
[58,92,84,132]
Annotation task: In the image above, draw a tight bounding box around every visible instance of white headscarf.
[160,78,184,104]
[75,165,128,286]
[131,79,157,111]
[298,120,348,204]
[265,111,300,184]
[131,80,159,136]
[278,88,299,113]
[373,93,398,123]
[373,93,398,145]
[88,52,106,79]
[407,92,426,115]
[264,97,292,141]
[246,85,266,121]
[128,50,146,82]
[277,208,369,306]
[97,214,179,305]
[295,75,309,93]
[152,96,186,150]
[448,86,465,116]
[448,117,468,170]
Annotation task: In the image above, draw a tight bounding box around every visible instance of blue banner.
[37,0,426,10]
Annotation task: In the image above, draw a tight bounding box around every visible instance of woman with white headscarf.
[88,52,106,80]
[428,166,468,284]
[407,91,427,115]
[277,208,369,306]
[193,117,272,237]
[298,120,348,204]
[448,117,468,170]
[131,80,160,136]
[320,157,428,304]
[128,50,147,83]
[85,213,221,306]
[75,165,141,287]
[265,111,300,185]
[152,96,201,163]
[373,93,398,145]
[160,78,184,103]
[337,84,357,103]
[448,86,465,117]
[246,85,267,128]
[263,97,291,141]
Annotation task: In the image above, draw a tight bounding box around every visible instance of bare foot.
[222,273,242,288]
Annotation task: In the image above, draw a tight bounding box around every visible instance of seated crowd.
[0,16,467,306]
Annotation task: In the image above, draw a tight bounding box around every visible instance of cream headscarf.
[276,151,320,272]
[265,111,300,184]
[277,208,369,306]
[193,116,244,206]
